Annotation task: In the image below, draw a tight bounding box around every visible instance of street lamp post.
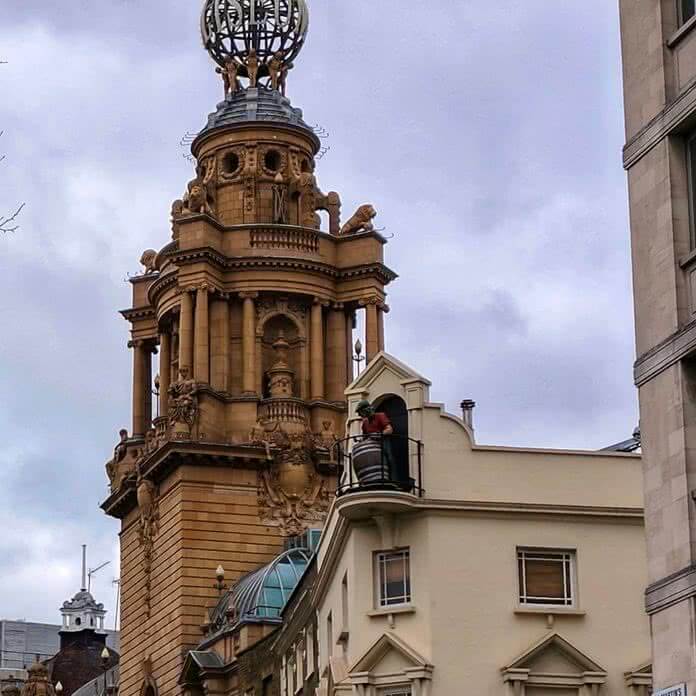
[100,647,110,696]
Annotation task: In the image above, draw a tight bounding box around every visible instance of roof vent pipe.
[460,400,476,430]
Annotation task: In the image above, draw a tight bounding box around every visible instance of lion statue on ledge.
[339,204,377,235]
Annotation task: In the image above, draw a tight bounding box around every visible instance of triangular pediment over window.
[347,352,432,394]
[348,632,433,688]
[502,633,607,689]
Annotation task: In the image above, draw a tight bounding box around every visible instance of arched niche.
[259,314,304,399]
[373,394,411,488]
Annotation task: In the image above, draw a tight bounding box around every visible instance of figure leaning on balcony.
[357,399,395,481]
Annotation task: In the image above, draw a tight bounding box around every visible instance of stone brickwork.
[619,0,696,691]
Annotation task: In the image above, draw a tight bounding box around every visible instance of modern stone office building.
[101,1,655,695]
[618,2,696,693]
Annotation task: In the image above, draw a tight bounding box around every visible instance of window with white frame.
[306,624,315,677]
[517,548,575,607]
[375,548,411,607]
[379,689,411,696]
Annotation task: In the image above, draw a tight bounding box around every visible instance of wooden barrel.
[352,438,389,485]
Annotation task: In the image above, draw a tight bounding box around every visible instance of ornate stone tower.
[101,2,395,695]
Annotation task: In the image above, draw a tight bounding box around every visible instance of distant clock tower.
[101,1,396,694]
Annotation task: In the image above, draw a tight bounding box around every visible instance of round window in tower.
[222,151,241,177]
[264,149,282,173]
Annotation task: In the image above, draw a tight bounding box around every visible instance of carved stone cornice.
[169,247,398,284]
[623,77,696,170]
[101,441,271,519]
[359,296,381,307]
[645,563,696,614]
[120,306,157,322]
[634,318,696,386]
[147,271,178,307]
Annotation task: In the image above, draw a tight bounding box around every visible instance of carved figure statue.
[280,61,292,96]
[106,428,133,491]
[268,51,285,91]
[182,178,213,216]
[20,661,56,696]
[217,57,240,97]
[340,204,377,235]
[140,249,158,274]
[294,161,324,229]
[168,366,199,434]
[136,463,158,546]
[247,48,259,87]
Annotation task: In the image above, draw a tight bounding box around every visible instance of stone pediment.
[502,633,607,687]
[346,352,431,395]
[349,632,432,679]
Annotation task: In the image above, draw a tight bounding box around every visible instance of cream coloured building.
[304,354,651,696]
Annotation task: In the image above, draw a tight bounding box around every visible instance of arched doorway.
[374,395,411,490]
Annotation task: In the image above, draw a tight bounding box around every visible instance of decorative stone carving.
[167,367,199,440]
[256,296,308,335]
[272,172,289,224]
[260,145,288,178]
[256,426,332,537]
[216,56,240,97]
[219,146,246,181]
[247,48,259,87]
[268,331,295,398]
[340,204,377,235]
[106,428,138,492]
[20,662,56,696]
[136,460,159,618]
[140,249,158,274]
[293,161,323,229]
[268,51,285,91]
[182,177,213,216]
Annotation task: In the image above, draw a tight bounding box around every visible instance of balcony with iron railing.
[333,434,424,498]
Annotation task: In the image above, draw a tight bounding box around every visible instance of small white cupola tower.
[60,545,107,633]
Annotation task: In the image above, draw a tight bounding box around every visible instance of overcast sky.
[0,1,634,627]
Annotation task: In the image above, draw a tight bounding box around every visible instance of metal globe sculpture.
[201,0,309,89]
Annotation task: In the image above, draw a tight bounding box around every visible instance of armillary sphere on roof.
[201,0,309,83]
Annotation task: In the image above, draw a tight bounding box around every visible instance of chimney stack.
[460,400,476,430]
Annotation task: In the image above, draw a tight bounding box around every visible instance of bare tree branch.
[0,203,25,233]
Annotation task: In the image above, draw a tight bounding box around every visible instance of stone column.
[362,297,380,362]
[240,292,258,395]
[179,288,194,377]
[159,331,171,417]
[144,343,153,427]
[131,340,147,437]
[194,284,210,384]
[210,294,230,392]
[378,303,388,353]
[326,303,348,402]
[310,299,326,401]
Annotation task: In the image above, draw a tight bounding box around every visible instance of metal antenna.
[87,560,111,593]
[81,545,87,591]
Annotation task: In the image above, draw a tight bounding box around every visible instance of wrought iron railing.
[250,226,320,254]
[332,434,424,497]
